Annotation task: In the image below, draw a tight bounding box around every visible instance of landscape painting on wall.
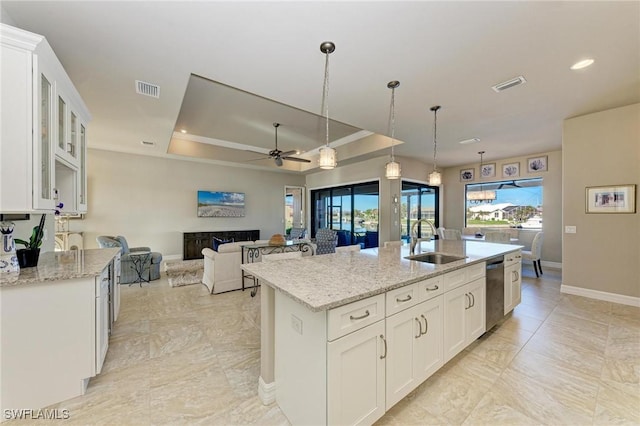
[197,191,245,217]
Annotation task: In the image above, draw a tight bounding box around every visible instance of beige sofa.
[201,240,271,294]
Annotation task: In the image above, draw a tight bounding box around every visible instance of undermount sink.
[405,252,466,264]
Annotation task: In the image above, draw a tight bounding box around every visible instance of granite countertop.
[0,248,120,288]
[242,240,521,312]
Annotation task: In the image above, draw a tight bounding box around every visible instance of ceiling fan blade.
[282,156,312,163]
[245,156,271,162]
[279,150,297,157]
[244,149,270,156]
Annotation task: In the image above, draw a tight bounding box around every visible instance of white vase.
[0,222,20,283]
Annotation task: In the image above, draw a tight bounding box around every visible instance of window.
[311,182,379,248]
[401,181,440,241]
[465,178,543,229]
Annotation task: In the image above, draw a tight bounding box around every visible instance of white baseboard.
[258,376,276,405]
[542,261,561,269]
[161,254,182,262]
[561,284,640,307]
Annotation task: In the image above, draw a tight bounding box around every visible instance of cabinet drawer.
[386,282,420,316]
[504,250,522,267]
[443,263,485,292]
[328,294,385,341]
[416,275,444,302]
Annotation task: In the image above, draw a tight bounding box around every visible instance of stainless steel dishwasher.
[485,256,505,331]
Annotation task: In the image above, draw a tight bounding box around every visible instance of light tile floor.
[29,266,640,425]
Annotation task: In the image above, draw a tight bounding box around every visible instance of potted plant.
[14,214,46,268]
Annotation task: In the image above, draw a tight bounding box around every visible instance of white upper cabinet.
[0,23,90,213]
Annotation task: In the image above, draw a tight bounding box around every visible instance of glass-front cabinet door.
[70,111,77,159]
[77,123,88,212]
[35,71,55,209]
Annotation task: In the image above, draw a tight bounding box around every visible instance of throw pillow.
[212,237,234,251]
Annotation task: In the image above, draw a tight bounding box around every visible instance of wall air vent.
[491,76,527,93]
[135,80,160,98]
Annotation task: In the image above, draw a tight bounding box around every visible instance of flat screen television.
[197,191,245,217]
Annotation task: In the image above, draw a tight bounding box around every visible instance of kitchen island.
[242,240,522,426]
[0,248,120,415]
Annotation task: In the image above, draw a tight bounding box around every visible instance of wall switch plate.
[291,314,303,335]
[565,225,577,234]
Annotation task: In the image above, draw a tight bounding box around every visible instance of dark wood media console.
[183,230,260,260]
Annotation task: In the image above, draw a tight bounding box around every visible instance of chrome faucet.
[410,219,436,254]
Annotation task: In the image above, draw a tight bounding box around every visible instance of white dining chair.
[522,231,544,277]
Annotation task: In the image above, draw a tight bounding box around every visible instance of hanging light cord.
[389,86,396,161]
[432,107,438,172]
[322,50,330,148]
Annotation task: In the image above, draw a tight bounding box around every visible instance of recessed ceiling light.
[180,129,187,134]
[570,59,594,70]
[459,137,480,145]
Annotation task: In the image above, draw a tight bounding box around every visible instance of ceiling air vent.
[135,80,160,98]
[141,140,156,147]
[491,76,527,93]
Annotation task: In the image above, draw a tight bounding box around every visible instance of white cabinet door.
[414,296,443,383]
[443,284,467,363]
[95,267,109,374]
[504,263,522,314]
[466,278,486,342]
[386,304,421,408]
[444,277,486,363]
[327,320,386,426]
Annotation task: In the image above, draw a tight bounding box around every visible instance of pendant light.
[318,41,337,170]
[428,105,442,186]
[467,151,497,203]
[385,81,401,179]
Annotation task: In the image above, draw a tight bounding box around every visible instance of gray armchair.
[96,235,162,284]
[287,227,307,240]
[315,228,338,255]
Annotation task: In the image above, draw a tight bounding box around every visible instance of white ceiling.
[2,1,639,173]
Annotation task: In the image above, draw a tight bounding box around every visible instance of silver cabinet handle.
[380,334,387,359]
[396,294,412,303]
[465,293,471,310]
[470,292,475,308]
[426,285,439,292]
[415,318,422,339]
[421,315,428,335]
[515,255,522,259]
[349,310,370,321]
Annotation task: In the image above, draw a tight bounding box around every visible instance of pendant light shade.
[384,80,401,180]
[385,161,401,179]
[467,151,497,203]
[318,41,337,170]
[319,146,337,169]
[428,105,441,186]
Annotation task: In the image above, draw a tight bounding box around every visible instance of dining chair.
[484,231,511,243]
[522,231,544,277]
[441,229,462,240]
[436,227,446,239]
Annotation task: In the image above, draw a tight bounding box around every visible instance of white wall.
[73,150,305,259]
[562,103,639,299]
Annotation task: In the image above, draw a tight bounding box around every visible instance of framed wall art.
[460,168,474,182]
[527,156,548,173]
[502,162,520,178]
[586,184,636,214]
[480,163,496,178]
[197,191,245,217]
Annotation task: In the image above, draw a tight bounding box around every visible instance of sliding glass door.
[401,181,439,241]
[311,181,379,248]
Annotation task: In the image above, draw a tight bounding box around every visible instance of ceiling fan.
[247,123,311,167]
